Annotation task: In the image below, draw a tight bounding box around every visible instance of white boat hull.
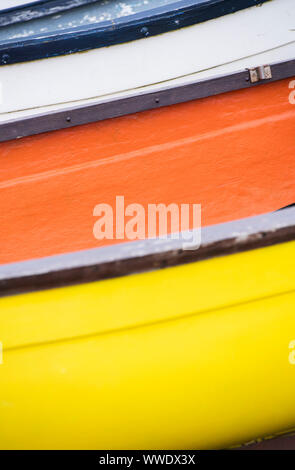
[0,0,294,115]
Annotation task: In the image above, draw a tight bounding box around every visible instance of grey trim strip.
[1,206,295,296]
[1,57,294,143]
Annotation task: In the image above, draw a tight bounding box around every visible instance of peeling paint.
[0,0,175,42]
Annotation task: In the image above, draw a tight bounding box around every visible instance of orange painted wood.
[0,78,294,264]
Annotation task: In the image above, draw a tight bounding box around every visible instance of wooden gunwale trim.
[1,57,294,143]
[1,206,295,297]
[0,0,270,65]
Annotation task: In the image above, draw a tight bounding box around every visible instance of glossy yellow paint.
[1,241,295,449]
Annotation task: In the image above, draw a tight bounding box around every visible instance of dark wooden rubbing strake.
[0,206,295,297]
[0,57,294,143]
[238,432,295,450]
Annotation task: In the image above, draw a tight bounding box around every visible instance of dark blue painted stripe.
[0,0,269,66]
[0,1,98,27]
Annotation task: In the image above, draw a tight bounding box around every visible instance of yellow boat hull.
[1,240,295,449]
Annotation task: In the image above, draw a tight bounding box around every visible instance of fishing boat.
[0,0,295,450]
[1,207,295,449]
[0,0,294,264]
[0,0,294,114]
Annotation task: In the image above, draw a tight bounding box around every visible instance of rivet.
[1,54,10,64]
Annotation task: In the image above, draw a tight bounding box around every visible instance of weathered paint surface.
[0,0,169,40]
[0,0,292,114]
[0,0,271,65]
[0,78,294,264]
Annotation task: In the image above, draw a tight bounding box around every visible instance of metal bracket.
[249,65,272,83]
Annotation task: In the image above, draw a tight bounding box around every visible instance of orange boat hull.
[0,78,294,264]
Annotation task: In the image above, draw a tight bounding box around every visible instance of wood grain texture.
[0,78,294,264]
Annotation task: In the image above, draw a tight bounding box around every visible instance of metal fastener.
[249,65,272,83]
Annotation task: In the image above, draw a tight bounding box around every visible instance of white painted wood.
[0,0,41,11]
[0,0,293,115]
[1,40,294,124]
